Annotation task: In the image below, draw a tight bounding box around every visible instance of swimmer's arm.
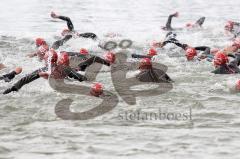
[131,54,152,59]
[27,52,37,58]
[51,12,74,31]
[77,33,98,40]
[195,46,211,55]
[162,40,187,49]
[233,22,240,26]
[1,71,17,82]
[195,17,205,26]
[65,52,79,56]
[3,72,40,94]
[65,67,87,82]
[51,35,72,50]
[165,12,178,30]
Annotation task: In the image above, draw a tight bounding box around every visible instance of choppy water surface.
[1,0,240,158]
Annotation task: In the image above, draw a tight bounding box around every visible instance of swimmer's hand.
[51,11,58,18]
[15,67,22,75]
[172,12,179,17]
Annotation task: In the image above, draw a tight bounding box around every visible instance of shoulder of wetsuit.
[152,68,166,77]
[182,44,188,50]
[233,22,240,26]
[63,35,73,41]
[228,54,236,58]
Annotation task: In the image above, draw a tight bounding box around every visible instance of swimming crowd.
[1,11,240,96]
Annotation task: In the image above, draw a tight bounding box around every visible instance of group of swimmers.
[1,11,240,96]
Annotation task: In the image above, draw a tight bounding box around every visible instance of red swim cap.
[35,38,46,47]
[185,47,197,61]
[90,83,103,97]
[213,52,229,66]
[44,49,58,65]
[225,21,234,31]
[147,48,157,56]
[58,52,69,66]
[104,52,116,63]
[186,23,193,28]
[80,48,89,55]
[139,58,152,70]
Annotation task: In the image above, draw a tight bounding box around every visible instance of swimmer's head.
[90,83,103,97]
[185,47,197,61]
[139,58,152,70]
[213,52,229,67]
[104,52,116,64]
[80,48,89,55]
[35,38,46,47]
[225,21,234,31]
[186,23,194,28]
[147,48,157,57]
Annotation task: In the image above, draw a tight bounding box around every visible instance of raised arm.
[195,17,205,27]
[163,12,179,30]
[51,12,74,31]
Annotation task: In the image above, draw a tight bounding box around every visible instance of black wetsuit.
[229,22,240,38]
[2,65,87,94]
[63,52,110,71]
[3,67,47,94]
[162,38,188,49]
[212,53,240,74]
[136,68,173,83]
[162,13,177,31]
[0,71,18,82]
[195,17,206,26]
[131,32,187,59]
[52,16,97,50]
[161,35,211,57]
[131,54,152,59]
[162,14,205,31]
